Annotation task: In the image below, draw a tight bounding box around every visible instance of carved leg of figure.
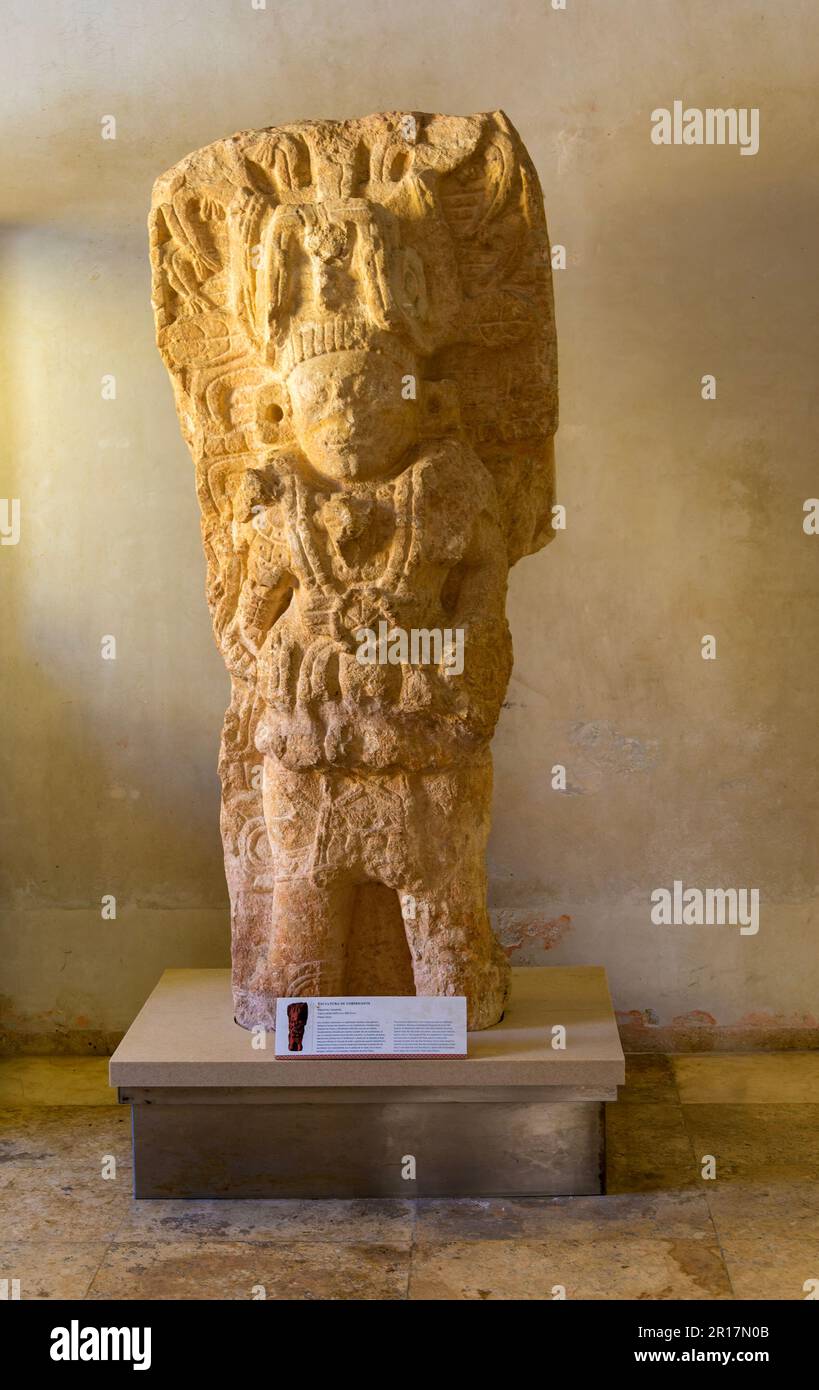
[403,873,510,1031]
[258,875,356,998]
[252,762,358,998]
[395,761,510,1030]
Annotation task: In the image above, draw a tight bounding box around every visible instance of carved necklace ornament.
[150,111,557,1030]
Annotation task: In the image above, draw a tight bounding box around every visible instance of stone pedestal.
[110,966,624,1199]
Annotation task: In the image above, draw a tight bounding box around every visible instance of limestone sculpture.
[150,111,557,1030]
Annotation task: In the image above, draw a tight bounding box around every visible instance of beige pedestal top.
[110,966,624,1093]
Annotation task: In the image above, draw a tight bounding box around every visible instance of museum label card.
[275,995,467,1058]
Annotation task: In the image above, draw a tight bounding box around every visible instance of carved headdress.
[150,110,557,564]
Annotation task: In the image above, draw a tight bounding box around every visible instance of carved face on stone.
[287,348,418,483]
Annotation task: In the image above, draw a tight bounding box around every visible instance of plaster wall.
[1,0,816,1050]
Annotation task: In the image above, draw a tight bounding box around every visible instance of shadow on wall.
[0,227,231,1052]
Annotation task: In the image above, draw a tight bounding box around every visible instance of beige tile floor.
[0,1054,817,1300]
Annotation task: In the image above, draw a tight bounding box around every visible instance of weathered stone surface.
[150,111,557,1030]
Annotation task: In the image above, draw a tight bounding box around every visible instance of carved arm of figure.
[434,507,513,743]
[395,443,513,742]
[444,508,508,728]
[222,525,294,679]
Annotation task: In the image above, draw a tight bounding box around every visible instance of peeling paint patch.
[495,912,573,957]
[618,1006,819,1053]
[736,1009,818,1029]
[617,1007,661,1030]
[569,720,659,775]
[673,1010,718,1028]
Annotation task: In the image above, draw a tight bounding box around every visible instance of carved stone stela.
[150,111,557,1030]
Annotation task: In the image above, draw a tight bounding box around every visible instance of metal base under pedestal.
[111,966,624,1199]
[124,1087,606,1198]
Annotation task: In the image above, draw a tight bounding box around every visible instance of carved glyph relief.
[150,110,557,1030]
